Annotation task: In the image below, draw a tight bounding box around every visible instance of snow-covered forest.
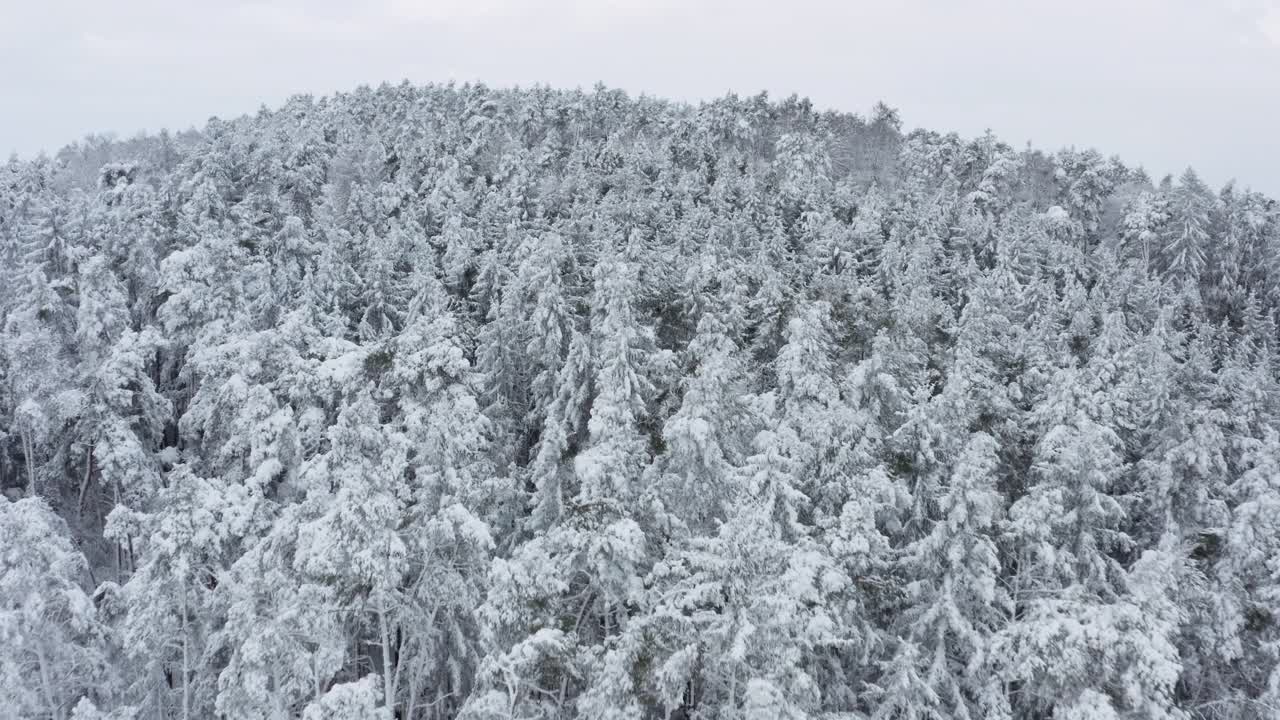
[2,82,1280,720]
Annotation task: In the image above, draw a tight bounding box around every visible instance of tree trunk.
[379,598,398,715]
[35,641,63,720]
[22,430,36,497]
[181,584,191,720]
[114,479,124,583]
[77,445,94,520]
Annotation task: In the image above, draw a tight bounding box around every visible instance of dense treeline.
[2,82,1279,719]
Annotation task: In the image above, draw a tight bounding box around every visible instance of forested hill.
[3,82,1280,720]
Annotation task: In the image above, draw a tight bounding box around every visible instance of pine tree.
[884,432,1010,720]
[1161,169,1214,285]
[0,498,115,720]
[650,309,751,531]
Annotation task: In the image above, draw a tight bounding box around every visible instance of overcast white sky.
[3,0,1280,196]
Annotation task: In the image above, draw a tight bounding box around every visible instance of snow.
[1,82,1274,720]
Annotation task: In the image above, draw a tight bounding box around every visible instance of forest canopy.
[2,82,1279,720]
